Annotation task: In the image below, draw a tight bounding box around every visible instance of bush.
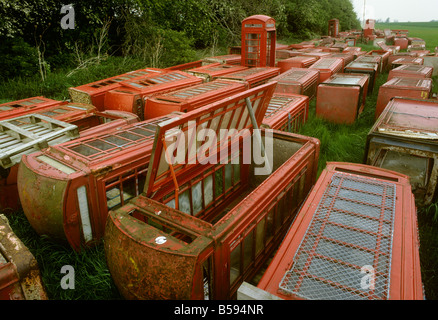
[0,37,39,81]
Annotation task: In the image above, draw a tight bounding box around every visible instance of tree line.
[0,0,361,80]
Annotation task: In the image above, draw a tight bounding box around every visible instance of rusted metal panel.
[103,83,321,299]
[202,54,241,66]
[268,67,320,100]
[69,68,165,110]
[390,57,424,69]
[261,93,309,132]
[375,77,432,119]
[144,79,248,120]
[0,97,63,121]
[308,58,344,84]
[257,162,423,300]
[241,15,277,67]
[344,61,379,94]
[187,63,248,82]
[277,56,319,73]
[103,71,203,120]
[316,73,369,124]
[214,67,280,88]
[365,97,438,206]
[0,214,48,300]
[17,114,179,251]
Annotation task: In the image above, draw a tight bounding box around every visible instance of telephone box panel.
[388,64,434,81]
[103,71,203,120]
[69,68,164,110]
[257,162,423,300]
[163,60,203,72]
[375,77,432,119]
[187,63,248,82]
[394,37,409,50]
[316,73,369,124]
[241,15,276,67]
[308,58,344,83]
[366,50,392,71]
[215,67,280,88]
[329,53,354,70]
[0,214,48,300]
[261,92,309,132]
[202,54,242,66]
[344,61,379,94]
[0,97,63,121]
[278,56,319,73]
[390,57,424,70]
[269,68,320,100]
[144,79,247,120]
[365,97,438,206]
[355,55,384,73]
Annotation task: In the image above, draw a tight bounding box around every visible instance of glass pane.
[192,181,203,215]
[243,231,254,271]
[266,208,275,243]
[255,219,266,256]
[233,163,241,184]
[230,245,241,285]
[215,168,223,199]
[203,175,213,207]
[178,189,191,214]
[381,150,428,188]
[225,163,232,191]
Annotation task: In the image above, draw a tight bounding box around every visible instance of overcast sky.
[351,0,438,23]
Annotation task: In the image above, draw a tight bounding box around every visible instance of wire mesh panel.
[278,172,396,300]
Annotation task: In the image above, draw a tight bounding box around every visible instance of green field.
[376,21,438,51]
[2,23,438,300]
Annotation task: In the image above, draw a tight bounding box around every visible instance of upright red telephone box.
[241,15,276,68]
[328,19,339,38]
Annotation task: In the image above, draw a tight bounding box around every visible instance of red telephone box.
[144,79,248,120]
[269,68,320,100]
[308,58,344,83]
[257,162,424,300]
[328,19,339,38]
[261,92,309,132]
[17,113,179,251]
[187,63,248,82]
[103,71,203,120]
[316,73,369,124]
[365,97,438,206]
[69,68,165,110]
[388,64,433,81]
[277,56,319,73]
[241,15,276,68]
[375,77,432,119]
[103,83,321,300]
[215,67,280,88]
[0,96,63,121]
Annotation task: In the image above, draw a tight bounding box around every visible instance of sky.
[351,0,438,23]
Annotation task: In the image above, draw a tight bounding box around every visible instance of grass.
[375,21,438,51]
[1,33,438,300]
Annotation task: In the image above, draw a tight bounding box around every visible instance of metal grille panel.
[279,172,396,300]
